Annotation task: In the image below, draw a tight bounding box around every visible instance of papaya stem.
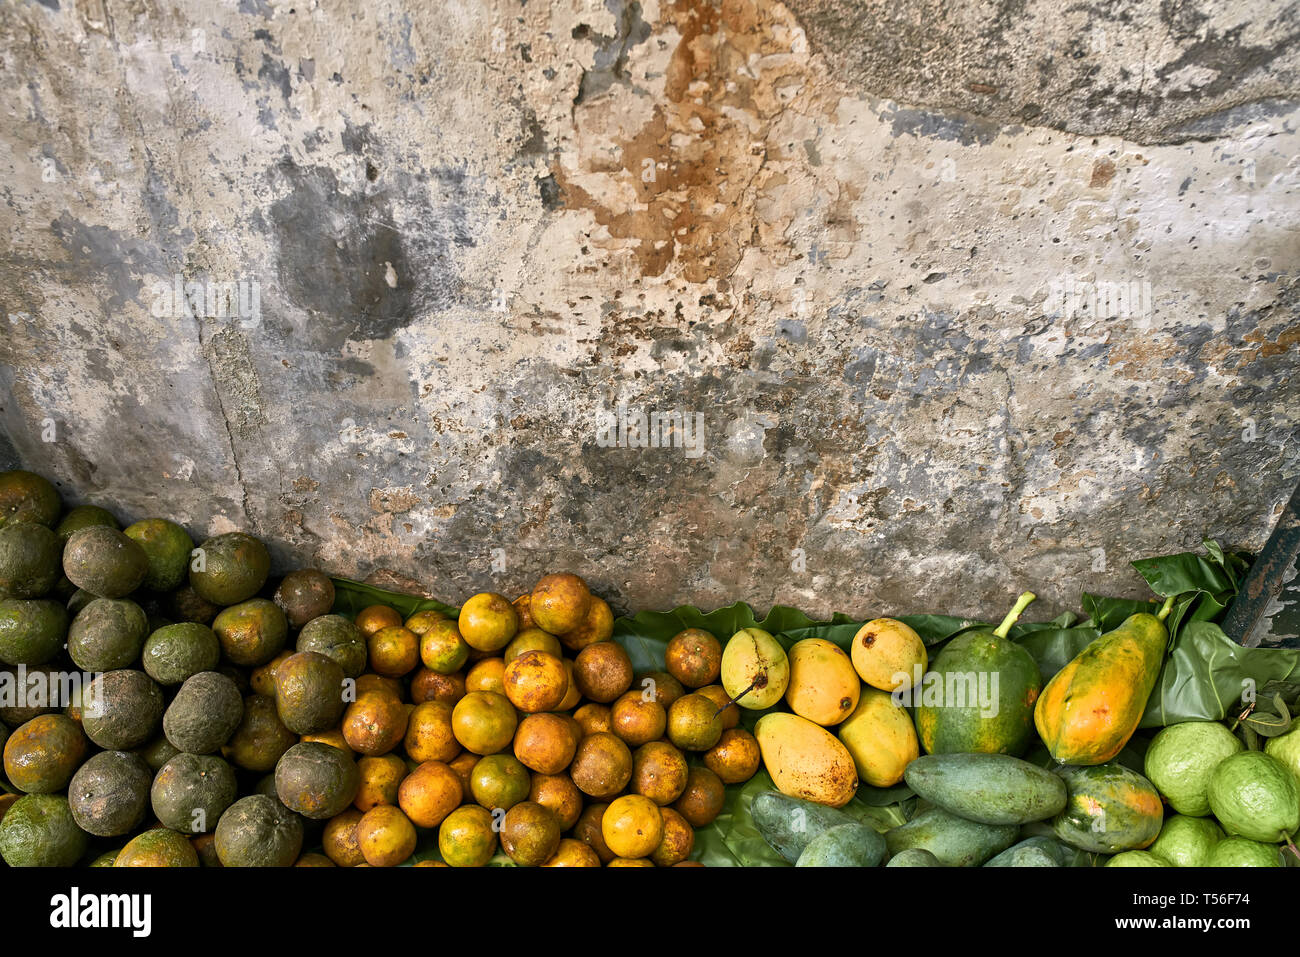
[993,591,1037,638]
[1155,595,1176,622]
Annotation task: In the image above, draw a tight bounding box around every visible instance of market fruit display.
[0,465,1298,868]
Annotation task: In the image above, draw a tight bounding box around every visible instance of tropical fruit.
[274,651,347,735]
[837,687,920,787]
[0,470,60,529]
[457,592,518,652]
[62,526,148,598]
[631,740,689,804]
[0,794,87,866]
[438,804,498,867]
[122,518,194,593]
[648,807,694,866]
[0,598,68,666]
[189,532,271,606]
[469,753,531,810]
[886,848,943,867]
[1149,815,1224,867]
[420,619,470,674]
[395,759,462,826]
[797,822,886,867]
[1052,763,1164,853]
[666,693,724,751]
[275,741,361,819]
[273,569,335,628]
[610,691,667,747]
[720,628,789,709]
[602,794,663,859]
[213,599,288,667]
[163,671,243,754]
[984,836,1074,867]
[785,638,860,726]
[354,754,408,811]
[55,505,118,542]
[342,690,408,756]
[224,693,297,772]
[291,614,362,677]
[529,774,583,829]
[914,592,1041,756]
[755,712,858,807]
[1207,750,1300,843]
[66,598,147,671]
[665,628,722,688]
[404,700,460,764]
[704,728,762,784]
[530,573,591,636]
[1106,850,1170,867]
[570,732,633,799]
[142,622,221,685]
[115,828,199,867]
[850,618,926,691]
[559,596,614,651]
[3,714,88,793]
[82,670,165,750]
[1206,837,1283,867]
[884,806,1019,867]
[573,642,632,702]
[903,753,1068,825]
[451,691,517,755]
[501,801,561,866]
[1144,720,1242,816]
[215,794,304,867]
[67,750,152,837]
[151,752,239,833]
[502,649,568,713]
[1035,600,1172,765]
[513,712,577,775]
[1264,723,1300,791]
[0,522,62,600]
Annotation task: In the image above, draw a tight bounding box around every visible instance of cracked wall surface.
[0,0,1298,621]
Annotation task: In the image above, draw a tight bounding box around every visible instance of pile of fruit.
[0,469,763,866]
[2,465,1298,867]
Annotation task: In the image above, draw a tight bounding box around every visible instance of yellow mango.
[850,618,927,692]
[755,712,858,807]
[785,638,860,726]
[837,687,920,787]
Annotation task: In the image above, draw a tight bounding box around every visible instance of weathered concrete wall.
[0,0,1297,621]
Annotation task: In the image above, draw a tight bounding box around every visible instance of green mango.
[904,752,1067,825]
[885,806,1019,867]
[751,790,856,863]
[796,823,886,867]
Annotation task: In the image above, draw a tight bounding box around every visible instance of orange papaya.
[1034,597,1174,765]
